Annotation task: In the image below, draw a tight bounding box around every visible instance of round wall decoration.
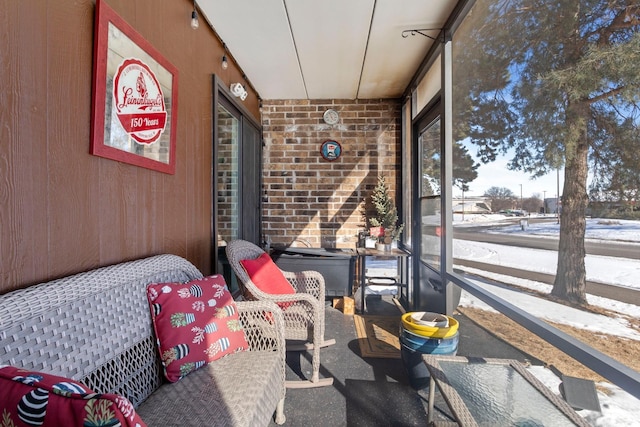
[320,140,342,161]
[323,109,340,125]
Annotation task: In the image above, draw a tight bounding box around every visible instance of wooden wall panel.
[46,0,100,278]
[182,21,213,270]
[0,0,260,293]
[0,1,49,291]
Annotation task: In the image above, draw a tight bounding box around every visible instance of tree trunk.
[552,104,589,305]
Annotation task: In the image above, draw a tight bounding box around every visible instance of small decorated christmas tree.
[368,175,404,245]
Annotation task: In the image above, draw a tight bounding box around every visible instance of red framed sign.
[91,0,179,174]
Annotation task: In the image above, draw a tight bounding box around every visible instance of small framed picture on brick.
[320,140,342,161]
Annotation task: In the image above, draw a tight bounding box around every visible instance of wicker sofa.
[0,254,287,426]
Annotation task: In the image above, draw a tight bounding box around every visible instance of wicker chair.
[226,239,335,388]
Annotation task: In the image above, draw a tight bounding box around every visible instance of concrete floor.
[269,295,539,426]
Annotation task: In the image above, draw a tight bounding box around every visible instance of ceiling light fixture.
[190,1,199,30]
[401,28,440,40]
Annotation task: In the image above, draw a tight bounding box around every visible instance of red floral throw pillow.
[147,275,248,383]
[239,252,296,304]
[0,365,146,427]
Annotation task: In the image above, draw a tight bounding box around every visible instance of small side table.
[356,247,410,313]
[422,355,591,427]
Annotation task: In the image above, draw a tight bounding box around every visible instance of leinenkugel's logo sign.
[113,58,167,145]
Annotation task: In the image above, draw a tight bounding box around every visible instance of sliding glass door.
[213,76,261,292]
[216,101,241,243]
[419,114,442,269]
[411,103,451,313]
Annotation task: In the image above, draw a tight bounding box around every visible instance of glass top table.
[422,355,591,427]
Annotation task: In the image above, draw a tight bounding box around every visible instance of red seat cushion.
[240,252,295,304]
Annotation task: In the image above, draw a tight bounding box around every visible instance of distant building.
[544,198,561,214]
[452,197,491,213]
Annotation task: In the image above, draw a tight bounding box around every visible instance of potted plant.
[366,175,404,251]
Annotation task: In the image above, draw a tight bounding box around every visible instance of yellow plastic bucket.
[401,312,459,339]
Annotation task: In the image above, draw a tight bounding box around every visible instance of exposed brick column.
[261,99,401,248]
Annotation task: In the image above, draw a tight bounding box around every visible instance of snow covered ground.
[453,215,640,426]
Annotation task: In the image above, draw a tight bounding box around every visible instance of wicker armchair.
[226,239,335,388]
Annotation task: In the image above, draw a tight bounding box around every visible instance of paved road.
[453,222,640,305]
[454,227,640,260]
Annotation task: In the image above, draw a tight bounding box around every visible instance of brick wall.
[261,99,402,248]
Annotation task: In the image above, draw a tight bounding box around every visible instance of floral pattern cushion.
[146,275,248,383]
[0,365,145,427]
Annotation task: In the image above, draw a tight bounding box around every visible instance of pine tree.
[452,1,640,304]
[368,175,404,243]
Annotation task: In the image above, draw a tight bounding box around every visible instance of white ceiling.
[198,0,459,100]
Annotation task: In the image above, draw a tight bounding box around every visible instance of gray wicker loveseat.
[0,254,286,426]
